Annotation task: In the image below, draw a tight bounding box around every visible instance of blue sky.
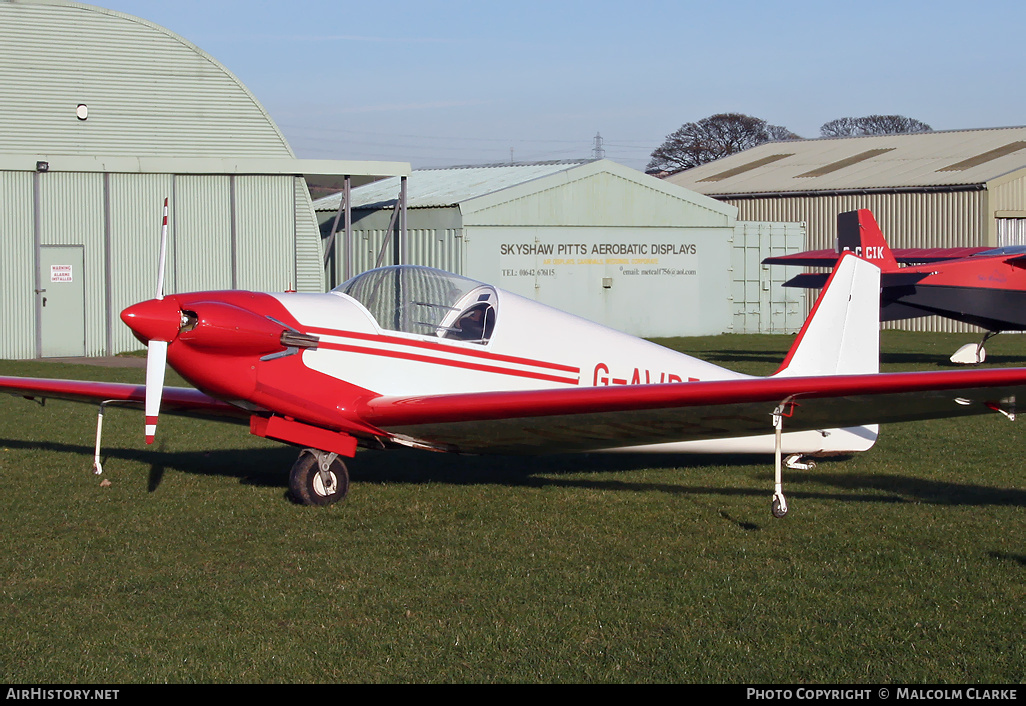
[97,0,1026,171]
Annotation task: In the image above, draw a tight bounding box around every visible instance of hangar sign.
[468,227,728,338]
[50,265,74,283]
[498,240,699,281]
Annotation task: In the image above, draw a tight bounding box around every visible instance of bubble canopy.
[334,266,497,343]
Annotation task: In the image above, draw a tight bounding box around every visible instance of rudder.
[836,209,898,271]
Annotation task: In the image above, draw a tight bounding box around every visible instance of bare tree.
[767,124,802,142]
[820,115,932,137]
[648,113,799,172]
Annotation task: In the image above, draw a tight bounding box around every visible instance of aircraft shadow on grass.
[3,436,1024,512]
[685,350,787,369]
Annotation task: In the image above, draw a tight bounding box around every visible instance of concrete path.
[36,356,147,369]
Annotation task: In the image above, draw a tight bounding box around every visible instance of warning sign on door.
[50,265,73,283]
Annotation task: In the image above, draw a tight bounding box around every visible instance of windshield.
[335,266,497,343]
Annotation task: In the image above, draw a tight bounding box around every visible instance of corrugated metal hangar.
[667,126,1026,332]
[316,159,807,337]
[0,0,408,359]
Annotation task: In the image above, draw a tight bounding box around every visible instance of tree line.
[647,113,932,173]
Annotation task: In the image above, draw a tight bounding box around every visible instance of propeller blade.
[144,339,168,444]
[155,197,168,301]
[144,197,171,443]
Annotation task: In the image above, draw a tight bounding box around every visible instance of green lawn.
[0,332,1023,683]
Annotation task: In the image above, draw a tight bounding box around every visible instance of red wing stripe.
[304,326,579,374]
[318,341,580,385]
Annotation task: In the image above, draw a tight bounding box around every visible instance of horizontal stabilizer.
[784,270,928,290]
[783,273,829,289]
[763,250,839,268]
[766,247,991,268]
[882,271,930,287]
[1006,254,1026,270]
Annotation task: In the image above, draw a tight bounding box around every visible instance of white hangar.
[0,0,408,358]
[316,159,806,337]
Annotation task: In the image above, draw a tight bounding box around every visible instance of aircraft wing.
[5,368,1024,455]
[894,247,990,263]
[0,376,249,423]
[762,249,839,267]
[357,368,1026,454]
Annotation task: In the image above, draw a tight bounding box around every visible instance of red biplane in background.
[2,204,1026,517]
[763,209,1026,364]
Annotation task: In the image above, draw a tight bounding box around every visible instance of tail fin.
[836,209,898,271]
[774,252,881,377]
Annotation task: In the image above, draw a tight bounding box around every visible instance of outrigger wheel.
[289,449,350,506]
[771,492,788,519]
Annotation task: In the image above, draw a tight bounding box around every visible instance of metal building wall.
[106,173,175,354]
[326,207,465,288]
[37,172,106,356]
[320,161,744,336]
[404,228,463,275]
[991,172,1026,246]
[336,227,464,283]
[457,165,738,337]
[730,221,807,334]
[463,223,733,338]
[0,172,35,360]
[234,176,295,292]
[294,178,326,293]
[173,175,234,293]
[724,190,987,333]
[992,174,1026,211]
[1,169,325,358]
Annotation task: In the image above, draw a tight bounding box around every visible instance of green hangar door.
[38,246,86,357]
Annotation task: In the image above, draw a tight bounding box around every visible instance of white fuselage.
[269,283,876,456]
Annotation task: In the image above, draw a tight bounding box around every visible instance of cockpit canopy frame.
[335,266,497,344]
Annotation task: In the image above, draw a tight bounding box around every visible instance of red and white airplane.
[3,218,1026,516]
[764,209,1026,364]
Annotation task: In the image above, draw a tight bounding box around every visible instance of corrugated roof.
[666,126,1026,196]
[314,160,593,211]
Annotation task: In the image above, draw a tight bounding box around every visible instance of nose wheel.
[289,449,350,506]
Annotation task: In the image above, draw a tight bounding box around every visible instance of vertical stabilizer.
[836,209,899,271]
[774,253,881,377]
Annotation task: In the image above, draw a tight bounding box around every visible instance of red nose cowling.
[177,301,286,356]
[121,290,381,444]
[121,297,287,357]
[121,297,182,344]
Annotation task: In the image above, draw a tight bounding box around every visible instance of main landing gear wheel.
[289,450,349,506]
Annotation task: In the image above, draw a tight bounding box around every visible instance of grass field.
[0,332,1023,683]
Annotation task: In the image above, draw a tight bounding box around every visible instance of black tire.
[771,496,788,519]
[288,451,349,506]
